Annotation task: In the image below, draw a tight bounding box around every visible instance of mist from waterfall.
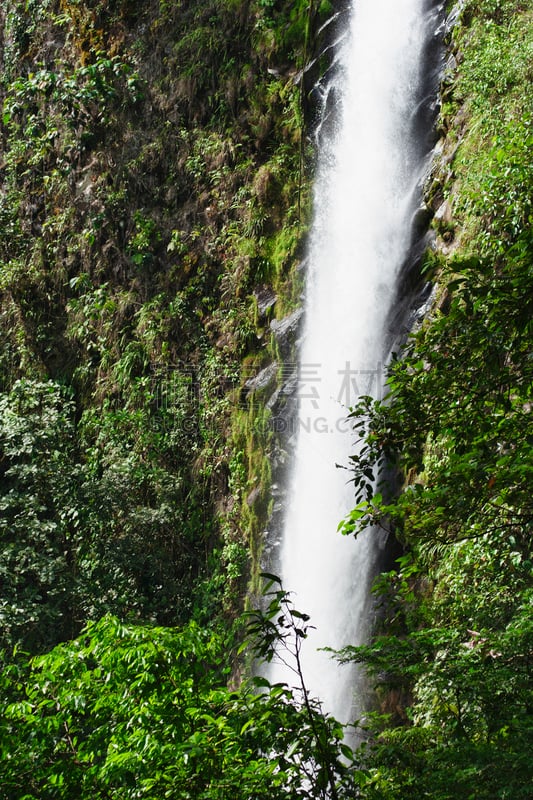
[267,0,443,724]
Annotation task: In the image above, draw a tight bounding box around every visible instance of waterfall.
[267,0,443,724]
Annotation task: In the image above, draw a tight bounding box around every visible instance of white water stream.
[268,0,442,723]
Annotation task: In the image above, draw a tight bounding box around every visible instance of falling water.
[268,0,443,723]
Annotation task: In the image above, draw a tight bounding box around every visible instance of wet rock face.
[246,306,303,439]
[244,361,278,398]
[270,308,303,358]
[267,309,303,445]
[253,285,277,320]
[434,198,453,225]
[255,306,303,570]
[267,366,299,446]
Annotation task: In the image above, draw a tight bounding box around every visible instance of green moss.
[446,2,532,254]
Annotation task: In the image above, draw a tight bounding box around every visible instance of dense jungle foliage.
[0,0,531,797]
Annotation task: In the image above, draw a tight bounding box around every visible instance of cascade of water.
[267,0,443,724]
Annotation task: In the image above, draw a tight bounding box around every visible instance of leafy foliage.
[0,598,362,800]
[0,377,216,652]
